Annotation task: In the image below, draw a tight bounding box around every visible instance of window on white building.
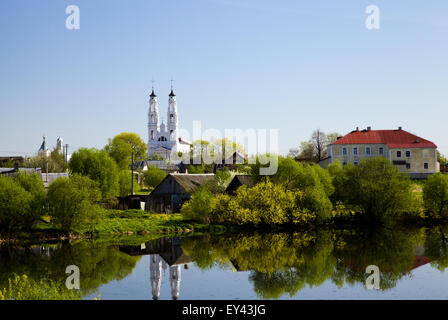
[342,148,347,156]
[379,147,384,155]
[353,147,358,155]
[397,151,402,158]
[366,147,371,155]
[406,150,411,157]
[424,163,429,170]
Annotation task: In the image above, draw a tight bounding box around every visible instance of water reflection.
[1,226,448,299]
[0,241,141,297]
[119,237,191,300]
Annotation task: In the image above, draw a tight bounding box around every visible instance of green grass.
[93,210,226,235]
[17,209,228,242]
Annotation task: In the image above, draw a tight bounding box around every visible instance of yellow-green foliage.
[181,188,216,223]
[0,274,82,300]
[184,179,317,226]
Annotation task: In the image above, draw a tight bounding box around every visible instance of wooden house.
[225,174,254,194]
[148,173,215,213]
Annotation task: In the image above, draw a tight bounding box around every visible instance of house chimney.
[356,127,359,131]
[367,126,371,131]
[398,126,402,130]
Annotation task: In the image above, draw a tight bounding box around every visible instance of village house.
[225,175,254,194]
[148,173,215,213]
[325,127,439,179]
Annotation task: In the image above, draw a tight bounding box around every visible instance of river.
[1,226,448,299]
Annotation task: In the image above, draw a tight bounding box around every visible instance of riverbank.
[2,208,448,245]
[0,210,229,243]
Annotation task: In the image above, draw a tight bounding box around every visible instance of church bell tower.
[148,85,160,142]
[167,83,178,142]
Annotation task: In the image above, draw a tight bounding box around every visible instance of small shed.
[148,173,215,213]
[117,194,149,211]
[225,175,254,194]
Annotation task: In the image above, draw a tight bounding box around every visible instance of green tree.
[104,132,147,170]
[204,168,232,193]
[118,170,140,197]
[332,157,413,223]
[143,166,167,189]
[190,140,210,160]
[23,149,67,173]
[68,148,119,199]
[437,151,447,166]
[0,176,33,234]
[14,172,46,225]
[181,187,216,223]
[423,173,448,218]
[47,174,102,233]
[211,138,245,160]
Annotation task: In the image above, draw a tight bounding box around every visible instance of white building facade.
[147,86,191,160]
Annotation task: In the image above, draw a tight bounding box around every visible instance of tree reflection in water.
[0,241,141,297]
[181,227,438,299]
[2,226,448,299]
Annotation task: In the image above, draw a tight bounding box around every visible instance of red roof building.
[332,127,437,149]
[326,127,439,179]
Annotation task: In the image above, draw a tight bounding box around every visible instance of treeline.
[0,172,103,235]
[0,132,168,236]
[182,156,448,226]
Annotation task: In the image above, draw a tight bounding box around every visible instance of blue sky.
[0,0,447,156]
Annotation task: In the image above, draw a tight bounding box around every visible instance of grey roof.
[170,174,215,193]
[0,167,41,174]
[225,174,254,193]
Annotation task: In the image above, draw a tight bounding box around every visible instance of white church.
[147,85,191,160]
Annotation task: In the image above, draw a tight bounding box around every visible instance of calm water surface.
[2,226,448,300]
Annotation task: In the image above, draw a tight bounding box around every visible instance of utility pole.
[131,148,134,196]
[64,144,69,163]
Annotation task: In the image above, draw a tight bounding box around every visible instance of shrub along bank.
[182,156,447,227]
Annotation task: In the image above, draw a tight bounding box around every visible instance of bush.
[210,180,315,226]
[423,173,448,218]
[181,188,216,223]
[0,175,33,233]
[47,174,102,233]
[332,157,413,223]
[0,274,82,300]
[68,148,119,199]
[270,157,333,222]
[143,166,166,188]
[118,170,140,197]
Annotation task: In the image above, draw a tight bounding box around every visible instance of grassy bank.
[2,209,228,242]
[93,210,227,235]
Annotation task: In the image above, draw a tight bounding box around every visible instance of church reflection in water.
[119,237,191,300]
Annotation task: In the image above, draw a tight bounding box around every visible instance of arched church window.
[170,114,174,124]
[158,136,167,142]
[170,130,174,140]
[151,130,154,140]
[151,114,155,123]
